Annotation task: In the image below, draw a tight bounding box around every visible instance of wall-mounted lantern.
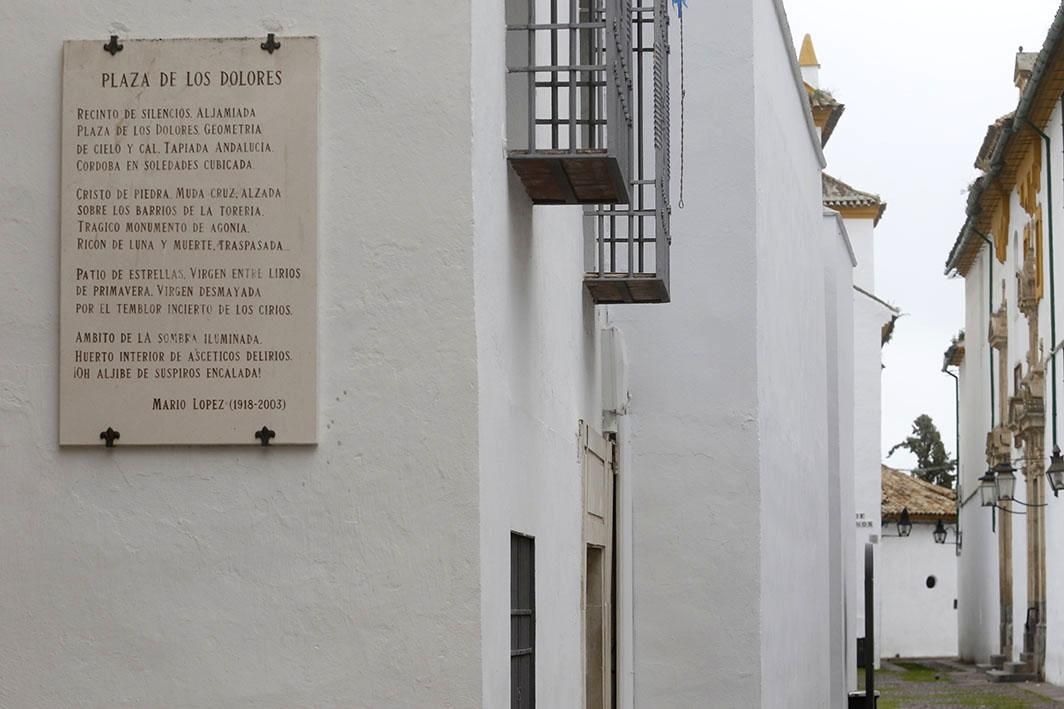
[933,518,948,544]
[1048,447,1064,497]
[994,461,1017,502]
[897,507,913,538]
[979,468,999,507]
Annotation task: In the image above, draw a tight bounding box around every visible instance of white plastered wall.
[753,0,834,705]
[608,0,839,704]
[852,292,890,664]
[0,2,485,706]
[1041,102,1064,685]
[957,246,999,664]
[608,0,764,703]
[823,211,857,703]
[471,0,606,701]
[847,218,876,293]
[880,522,959,658]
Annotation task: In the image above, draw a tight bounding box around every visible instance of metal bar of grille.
[636,0,644,273]
[507,64,606,73]
[598,208,606,276]
[569,0,578,153]
[526,0,536,151]
[507,21,605,30]
[535,118,607,125]
[551,0,560,149]
[534,80,606,88]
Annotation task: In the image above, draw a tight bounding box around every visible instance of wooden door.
[581,422,615,709]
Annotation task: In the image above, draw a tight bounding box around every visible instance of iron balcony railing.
[584,0,670,304]
[506,0,633,204]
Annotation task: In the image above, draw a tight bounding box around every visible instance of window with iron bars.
[583,0,671,304]
[506,0,633,204]
[506,0,672,303]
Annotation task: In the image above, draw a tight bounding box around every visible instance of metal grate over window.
[584,0,671,304]
[511,533,536,709]
[506,0,634,204]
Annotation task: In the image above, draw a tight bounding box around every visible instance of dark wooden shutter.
[511,533,535,709]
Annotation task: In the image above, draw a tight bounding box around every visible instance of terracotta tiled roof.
[822,173,887,225]
[976,113,1013,170]
[881,465,956,522]
[805,84,845,147]
[944,5,1064,276]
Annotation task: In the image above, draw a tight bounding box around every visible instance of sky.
[780,0,1062,472]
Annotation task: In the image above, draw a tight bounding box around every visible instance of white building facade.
[802,34,896,673]
[1,0,863,706]
[947,5,1064,682]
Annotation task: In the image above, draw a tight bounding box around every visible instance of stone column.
[989,289,1013,662]
[1015,241,1047,678]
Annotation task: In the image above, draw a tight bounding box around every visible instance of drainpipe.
[944,363,961,548]
[973,227,995,427]
[1027,118,1058,453]
[973,227,997,533]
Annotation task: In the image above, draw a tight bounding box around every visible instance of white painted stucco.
[471,0,606,702]
[608,0,842,705]
[754,1,833,705]
[956,247,999,665]
[1,2,486,706]
[847,218,877,294]
[824,210,858,703]
[852,290,891,665]
[880,522,959,659]
[1,0,865,705]
[954,85,1064,678]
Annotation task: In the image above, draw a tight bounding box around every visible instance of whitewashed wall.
[957,247,999,664]
[824,211,857,702]
[847,218,876,293]
[608,0,838,704]
[753,0,833,706]
[609,0,761,702]
[1041,103,1064,685]
[471,0,606,702]
[880,522,959,658]
[853,292,889,664]
[0,2,489,706]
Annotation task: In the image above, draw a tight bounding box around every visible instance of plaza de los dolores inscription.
[60,38,318,445]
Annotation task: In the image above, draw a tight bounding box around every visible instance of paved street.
[868,659,1064,708]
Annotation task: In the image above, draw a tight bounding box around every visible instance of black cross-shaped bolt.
[104,35,123,55]
[99,427,120,447]
[261,33,281,54]
[254,426,276,446]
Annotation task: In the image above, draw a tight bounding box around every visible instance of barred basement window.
[511,533,536,709]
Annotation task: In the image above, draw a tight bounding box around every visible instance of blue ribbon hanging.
[672,0,686,18]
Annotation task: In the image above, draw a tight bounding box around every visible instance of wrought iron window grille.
[506,0,634,204]
[583,0,671,304]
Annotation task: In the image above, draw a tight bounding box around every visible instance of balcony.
[506,0,633,204]
[583,0,670,303]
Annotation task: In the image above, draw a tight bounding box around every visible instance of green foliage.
[891,661,941,683]
[888,414,957,489]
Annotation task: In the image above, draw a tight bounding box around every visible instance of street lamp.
[994,461,1017,502]
[933,518,948,544]
[1048,447,1064,497]
[979,468,999,507]
[898,507,913,538]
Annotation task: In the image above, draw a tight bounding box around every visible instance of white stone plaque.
[60,37,318,445]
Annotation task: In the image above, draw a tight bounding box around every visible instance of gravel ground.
[866,659,1064,709]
